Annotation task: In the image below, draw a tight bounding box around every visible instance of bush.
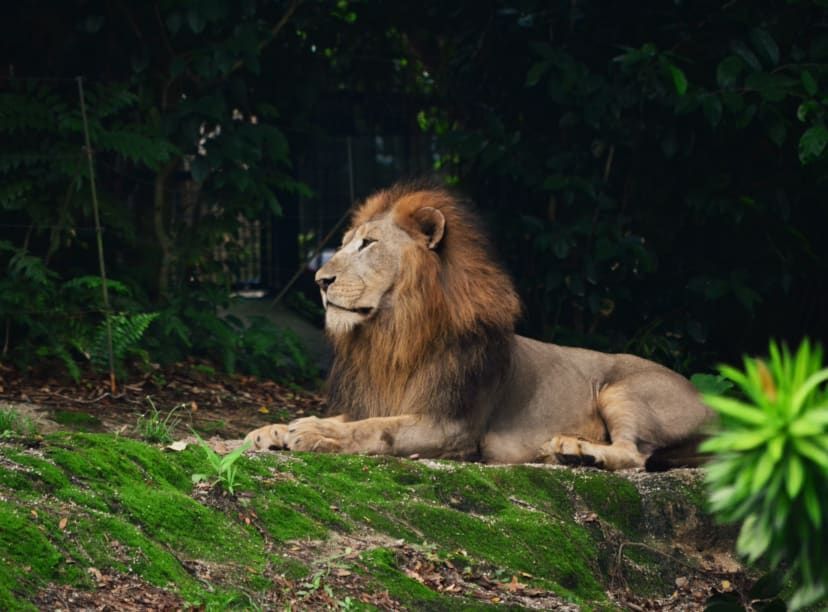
[701,340,828,610]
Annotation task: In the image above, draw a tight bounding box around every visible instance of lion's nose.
[316,274,335,292]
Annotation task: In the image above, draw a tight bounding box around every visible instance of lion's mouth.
[326,301,374,316]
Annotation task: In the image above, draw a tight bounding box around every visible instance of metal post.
[76,76,116,392]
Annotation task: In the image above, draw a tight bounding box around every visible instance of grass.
[0,408,38,437]
[135,397,184,443]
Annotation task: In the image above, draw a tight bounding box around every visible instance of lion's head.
[316,181,521,421]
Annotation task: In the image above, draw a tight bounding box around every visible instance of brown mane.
[326,181,522,422]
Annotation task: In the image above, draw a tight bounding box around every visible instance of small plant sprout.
[0,408,38,437]
[701,340,828,610]
[136,397,183,444]
[191,431,252,495]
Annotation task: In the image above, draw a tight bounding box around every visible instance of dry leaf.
[505,576,525,592]
[58,517,68,530]
[166,440,189,452]
[190,401,198,411]
[258,406,270,414]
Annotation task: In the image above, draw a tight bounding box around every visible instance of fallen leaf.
[166,440,188,452]
[258,406,270,414]
[505,576,525,592]
[30,510,38,519]
[58,517,68,530]
[190,401,198,411]
[333,568,352,577]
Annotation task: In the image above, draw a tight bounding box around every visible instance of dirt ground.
[0,357,325,443]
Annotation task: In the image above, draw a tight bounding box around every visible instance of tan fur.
[245,181,713,470]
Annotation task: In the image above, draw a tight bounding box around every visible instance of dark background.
[2,0,827,379]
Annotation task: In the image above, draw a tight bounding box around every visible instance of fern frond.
[91,312,159,375]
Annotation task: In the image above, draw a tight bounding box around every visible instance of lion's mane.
[326,181,522,422]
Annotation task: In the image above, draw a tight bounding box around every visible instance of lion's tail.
[644,433,710,472]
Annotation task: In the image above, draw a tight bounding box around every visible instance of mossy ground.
[0,433,738,610]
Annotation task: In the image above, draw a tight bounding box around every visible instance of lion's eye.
[359,238,376,251]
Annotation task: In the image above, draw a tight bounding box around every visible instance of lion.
[245,180,713,470]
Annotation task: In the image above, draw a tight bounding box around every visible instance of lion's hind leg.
[539,382,653,470]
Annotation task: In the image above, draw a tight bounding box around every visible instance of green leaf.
[690,373,733,395]
[731,40,762,72]
[790,367,828,415]
[785,453,805,498]
[218,440,252,471]
[746,73,796,103]
[801,70,818,96]
[797,100,822,123]
[767,435,784,462]
[749,28,780,67]
[186,9,206,34]
[751,448,778,493]
[526,61,550,87]
[703,395,768,425]
[803,481,822,528]
[700,429,771,452]
[793,437,828,469]
[668,65,688,96]
[737,514,771,562]
[717,55,744,89]
[798,124,828,164]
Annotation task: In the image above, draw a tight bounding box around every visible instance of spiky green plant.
[135,397,183,444]
[701,340,828,610]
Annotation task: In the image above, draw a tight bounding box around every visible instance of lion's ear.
[413,206,446,250]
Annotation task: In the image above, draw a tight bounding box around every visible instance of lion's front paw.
[539,435,604,468]
[285,416,346,453]
[244,424,289,451]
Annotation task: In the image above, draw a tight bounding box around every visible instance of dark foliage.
[1,1,828,379]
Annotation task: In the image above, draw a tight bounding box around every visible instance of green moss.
[51,411,102,430]
[398,502,604,602]
[251,496,329,541]
[429,467,508,515]
[0,500,62,610]
[489,465,575,516]
[0,465,33,491]
[359,548,513,611]
[0,434,722,609]
[118,485,262,564]
[7,451,71,491]
[72,516,205,596]
[572,471,643,535]
[359,547,442,606]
